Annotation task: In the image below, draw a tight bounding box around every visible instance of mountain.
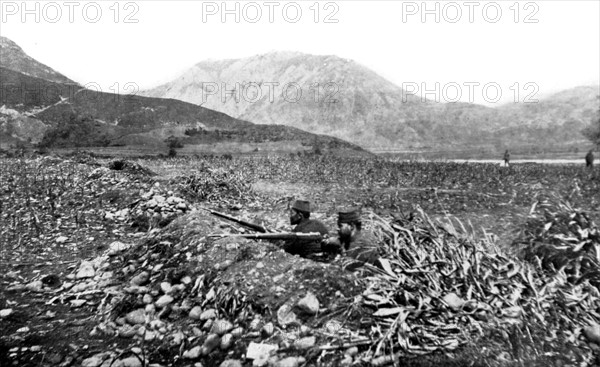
[0,37,77,85]
[0,39,366,156]
[142,51,599,154]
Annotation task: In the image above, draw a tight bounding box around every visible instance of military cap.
[291,200,311,213]
[338,208,361,223]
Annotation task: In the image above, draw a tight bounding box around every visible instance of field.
[1,152,599,367]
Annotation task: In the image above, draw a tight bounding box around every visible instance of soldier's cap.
[291,200,311,213]
[338,208,361,224]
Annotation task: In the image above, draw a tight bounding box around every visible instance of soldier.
[323,208,380,270]
[503,150,510,167]
[281,200,329,258]
[586,149,594,169]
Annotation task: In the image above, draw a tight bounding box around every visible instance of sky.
[1,0,599,106]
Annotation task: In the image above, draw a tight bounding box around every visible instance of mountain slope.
[0,40,366,155]
[142,52,599,152]
[0,37,77,85]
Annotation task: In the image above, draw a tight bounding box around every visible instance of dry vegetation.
[1,152,599,367]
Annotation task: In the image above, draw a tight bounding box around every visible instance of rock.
[143,294,153,304]
[219,360,242,367]
[130,271,150,286]
[146,199,158,208]
[81,355,104,367]
[277,304,299,327]
[26,280,43,292]
[211,319,234,336]
[118,325,137,338]
[261,322,274,337]
[125,309,146,325]
[442,293,465,310]
[340,354,353,366]
[297,292,319,315]
[202,333,221,354]
[274,357,306,367]
[154,195,166,203]
[220,333,234,350]
[230,327,244,337]
[70,299,87,307]
[584,324,600,343]
[0,309,13,318]
[112,357,143,367]
[183,346,201,359]
[108,241,131,256]
[155,295,173,308]
[56,236,69,243]
[199,308,217,320]
[160,282,172,294]
[16,326,29,333]
[189,306,203,320]
[294,336,316,350]
[345,346,359,356]
[246,342,278,366]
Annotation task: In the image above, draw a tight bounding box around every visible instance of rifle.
[209,210,270,233]
[209,232,326,241]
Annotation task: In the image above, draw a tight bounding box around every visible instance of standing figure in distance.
[586,149,594,169]
[282,200,329,259]
[503,149,511,167]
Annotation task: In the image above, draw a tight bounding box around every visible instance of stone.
[76,261,96,279]
[261,322,274,337]
[294,336,316,350]
[130,271,150,286]
[202,333,221,355]
[584,324,600,343]
[70,299,87,307]
[220,333,234,350]
[246,342,278,364]
[143,294,153,304]
[155,295,173,308]
[112,356,143,367]
[199,308,217,320]
[211,319,234,336]
[189,306,203,320]
[277,304,299,327]
[219,360,242,367]
[274,357,306,367]
[183,346,201,359]
[125,309,146,325]
[81,355,104,367]
[297,292,319,315]
[0,309,13,318]
[108,241,131,256]
[442,293,465,310]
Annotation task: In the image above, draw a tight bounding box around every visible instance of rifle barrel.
[210,232,325,241]
[210,210,269,233]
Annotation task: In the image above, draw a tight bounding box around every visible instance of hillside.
[142,51,599,153]
[0,36,77,85]
[0,39,366,155]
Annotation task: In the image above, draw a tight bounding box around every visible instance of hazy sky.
[1,0,599,106]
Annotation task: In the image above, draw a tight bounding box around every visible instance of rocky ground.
[1,154,600,367]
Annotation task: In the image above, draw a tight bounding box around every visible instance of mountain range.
[0,37,365,156]
[1,36,598,156]
[142,51,599,154]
